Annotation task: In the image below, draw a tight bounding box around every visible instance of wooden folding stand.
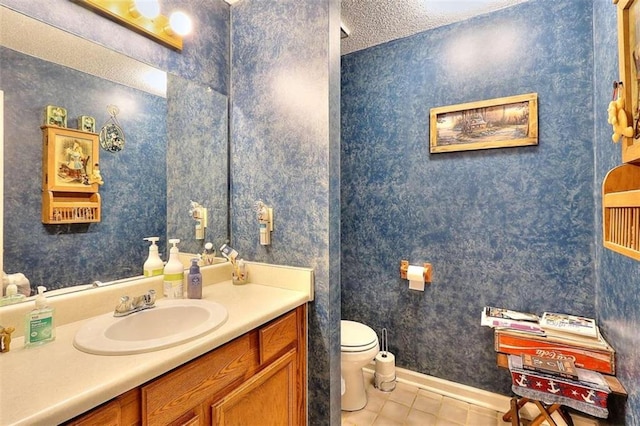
[497,353,627,426]
[502,396,571,426]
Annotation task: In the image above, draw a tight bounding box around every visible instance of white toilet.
[341,320,379,411]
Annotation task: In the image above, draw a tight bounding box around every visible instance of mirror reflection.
[0,8,229,301]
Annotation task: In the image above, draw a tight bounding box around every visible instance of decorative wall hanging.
[613,0,640,163]
[429,93,538,154]
[608,81,634,143]
[99,104,125,152]
[44,105,67,127]
[78,115,96,133]
[41,125,102,224]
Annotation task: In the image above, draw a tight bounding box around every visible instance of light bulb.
[169,11,192,36]
[133,0,160,19]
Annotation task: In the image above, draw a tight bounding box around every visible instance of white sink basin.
[74,299,228,355]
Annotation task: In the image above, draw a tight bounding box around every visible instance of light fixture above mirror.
[75,0,192,50]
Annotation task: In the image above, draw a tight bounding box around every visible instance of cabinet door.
[142,334,254,426]
[66,400,121,426]
[212,349,297,426]
[259,310,297,365]
[65,388,140,426]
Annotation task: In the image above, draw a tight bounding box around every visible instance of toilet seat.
[341,320,378,352]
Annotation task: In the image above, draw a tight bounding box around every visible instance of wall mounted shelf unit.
[615,0,640,164]
[41,125,101,224]
[604,0,640,260]
[603,163,640,260]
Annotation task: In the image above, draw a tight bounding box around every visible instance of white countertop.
[0,262,313,426]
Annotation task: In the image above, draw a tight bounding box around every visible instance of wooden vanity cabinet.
[64,305,307,426]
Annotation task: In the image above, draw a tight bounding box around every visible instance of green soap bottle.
[25,286,55,348]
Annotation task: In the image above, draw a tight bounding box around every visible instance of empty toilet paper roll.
[374,351,396,392]
[407,265,425,291]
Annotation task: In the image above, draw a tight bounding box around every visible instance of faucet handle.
[115,295,131,314]
[144,289,156,307]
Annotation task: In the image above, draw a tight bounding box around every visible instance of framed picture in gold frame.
[614,0,640,163]
[41,125,99,193]
[429,93,538,154]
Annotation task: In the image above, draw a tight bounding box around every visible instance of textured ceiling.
[341,0,530,55]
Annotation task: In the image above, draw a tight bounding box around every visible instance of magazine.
[484,307,539,322]
[540,312,598,339]
[481,307,543,334]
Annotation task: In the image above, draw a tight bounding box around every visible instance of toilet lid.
[341,320,378,352]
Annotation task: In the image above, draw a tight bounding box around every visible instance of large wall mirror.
[0,6,229,302]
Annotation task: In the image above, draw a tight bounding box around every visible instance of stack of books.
[507,354,612,419]
[481,307,615,374]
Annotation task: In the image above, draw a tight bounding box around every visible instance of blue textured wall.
[342,0,595,398]
[166,74,229,256]
[593,1,640,424]
[1,47,167,290]
[229,1,341,424]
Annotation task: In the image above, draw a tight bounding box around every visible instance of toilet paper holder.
[400,260,432,283]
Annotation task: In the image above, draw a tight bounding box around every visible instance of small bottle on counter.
[143,237,164,277]
[24,286,55,348]
[163,239,184,298]
[187,258,202,299]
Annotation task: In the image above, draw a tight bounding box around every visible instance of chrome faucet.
[114,289,156,317]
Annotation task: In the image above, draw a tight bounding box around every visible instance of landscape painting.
[430,93,538,153]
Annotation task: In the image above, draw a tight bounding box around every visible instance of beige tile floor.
[341,372,513,426]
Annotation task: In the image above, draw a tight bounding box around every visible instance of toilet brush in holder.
[374,328,396,392]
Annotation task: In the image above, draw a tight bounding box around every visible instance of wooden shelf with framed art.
[41,125,102,224]
[603,0,640,260]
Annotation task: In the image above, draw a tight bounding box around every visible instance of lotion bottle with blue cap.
[187,258,202,299]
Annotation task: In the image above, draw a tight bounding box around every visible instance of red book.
[495,329,615,375]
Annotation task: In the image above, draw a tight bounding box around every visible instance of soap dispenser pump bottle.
[143,237,164,277]
[25,286,55,348]
[163,239,184,298]
[187,258,202,299]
